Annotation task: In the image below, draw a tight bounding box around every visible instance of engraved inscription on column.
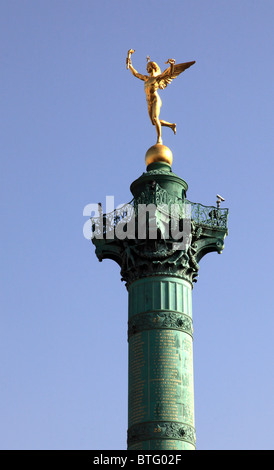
[149,330,189,423]
[129,328,194,431]
[128,332,148,427]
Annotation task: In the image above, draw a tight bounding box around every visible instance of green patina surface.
[91,161,228,450]
[127,276,195,450]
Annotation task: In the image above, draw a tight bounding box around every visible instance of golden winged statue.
[126,49,195,144]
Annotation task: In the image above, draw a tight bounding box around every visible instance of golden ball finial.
[145,144,173,167]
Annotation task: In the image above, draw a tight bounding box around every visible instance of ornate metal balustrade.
[91,201,135,239]
[90,194,228,240]
[186,200,228,230]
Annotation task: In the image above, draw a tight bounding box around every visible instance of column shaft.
[127,276,196,450]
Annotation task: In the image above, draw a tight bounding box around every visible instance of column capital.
[91,164,228,287]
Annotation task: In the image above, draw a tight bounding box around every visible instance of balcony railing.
[90,196,228,239]
[186,200,228,230]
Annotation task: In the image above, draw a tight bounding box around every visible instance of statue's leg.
[152,100,162,144]
[159,120,176,135]
[148,106,154,125]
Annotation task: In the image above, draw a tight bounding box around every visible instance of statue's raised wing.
[157,61,195,90]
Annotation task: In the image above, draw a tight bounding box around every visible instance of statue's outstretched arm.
[165,58,175,76]
[128,62,146,81]
[126,50,146,81]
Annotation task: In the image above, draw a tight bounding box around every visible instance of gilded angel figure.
[126,49,195,144]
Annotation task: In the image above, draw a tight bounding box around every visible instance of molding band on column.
[128,310,193,340]
[127,421,196,448]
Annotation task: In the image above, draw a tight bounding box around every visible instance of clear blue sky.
[1,0,273,450]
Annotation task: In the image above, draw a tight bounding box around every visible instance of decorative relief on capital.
[91,181,228,286]
[127,421,196,448]
[119,219,203,286]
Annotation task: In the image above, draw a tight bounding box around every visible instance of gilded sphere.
[145,144,173,167]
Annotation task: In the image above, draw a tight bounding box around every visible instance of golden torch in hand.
[126,49,135,69]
